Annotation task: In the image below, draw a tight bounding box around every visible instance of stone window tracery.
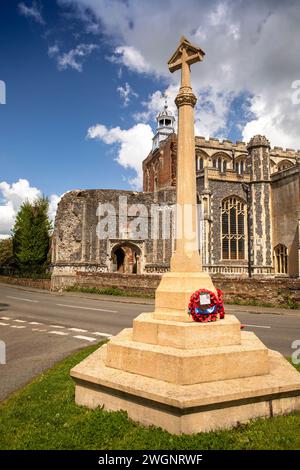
[212,154,229,173]
[221,197,246,260]
[274,244,288,274]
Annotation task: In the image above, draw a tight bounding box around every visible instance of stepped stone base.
[71,312,300,433]
[71,345,300,434]
[106,328,269,385]
[132,312,241,349]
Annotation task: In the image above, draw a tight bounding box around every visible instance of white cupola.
[152,97,175,150]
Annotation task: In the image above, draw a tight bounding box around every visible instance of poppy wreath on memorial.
[188,288,225,323]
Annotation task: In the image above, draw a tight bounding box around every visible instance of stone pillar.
[170,68,201,272]
[154,37,216,321]
[247,135,273,275]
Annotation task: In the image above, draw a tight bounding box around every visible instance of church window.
[212,155,229,172]
[197,156,204,171]
[278,160,293,172]
[236,159,245,175]
[165,119,171,126]
[274,244,288,274]
[159,119,164,126]
[221,197,246,260]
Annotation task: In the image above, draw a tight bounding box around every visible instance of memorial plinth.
[71,37,300,434]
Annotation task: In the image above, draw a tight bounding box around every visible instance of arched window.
[277,160,293,172]
[212,154,230,173]
[196,156,204,171]
[236,159,245,175]
[221,197,246,260]
[274,244,288,274]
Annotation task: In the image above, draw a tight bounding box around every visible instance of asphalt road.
[0,283,300,401]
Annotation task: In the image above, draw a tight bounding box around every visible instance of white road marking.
[13,319,27,323]
[68,327,88,333]
[244,324,271,329]
[0,317,10,320]
[49,325,64,329]
[48,331,69,336]
[73,335,97,342]
[56,303,117,313]
[6,296,38,303]
[0,322,9,326]
[32,328,47,332]
[10,325,26,329]
[29,322,43,325]
[92,332,112,338]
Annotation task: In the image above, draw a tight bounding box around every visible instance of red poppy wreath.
[188,288,225,323]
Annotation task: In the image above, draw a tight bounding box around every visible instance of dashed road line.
[48,330,69,336]
[0,314,112,342]
[73,335,97,342]
[6,296,38,303]
[244,324,271,329]
[92,332,112,338]
[56,303,117,313]
[69,327,88,333]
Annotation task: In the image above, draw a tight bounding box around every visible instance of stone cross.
[167,37,205,273]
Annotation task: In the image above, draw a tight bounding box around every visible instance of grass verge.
[0,344,300,450]
[226,298,299,310]
[65,286,299,309]
[65,285,155,299]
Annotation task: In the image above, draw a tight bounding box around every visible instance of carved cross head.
[168,36,205,73]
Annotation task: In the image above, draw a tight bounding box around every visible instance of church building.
[51,102,300,289]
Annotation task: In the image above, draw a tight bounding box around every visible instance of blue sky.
[1,0,300,237]
[0,0,162,195]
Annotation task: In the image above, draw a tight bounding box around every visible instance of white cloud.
[48,43,98,72]
[48,44,59,57]
[48,194,62,225]
[110,46,150,74]
[87,123,153,189]
[0,179,60,238]
[117,82,138,106]
[18,2,45,25]
[134,84,178,123]
[61,0,300,149]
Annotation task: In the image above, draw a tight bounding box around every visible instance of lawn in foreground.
[0,344,299,450]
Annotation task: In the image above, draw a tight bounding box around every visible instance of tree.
[12,197,52,273]
[0,238,14,268]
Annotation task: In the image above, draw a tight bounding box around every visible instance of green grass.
[0,345,300,450]
[226,298,299,310]
[65,285,155,299]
